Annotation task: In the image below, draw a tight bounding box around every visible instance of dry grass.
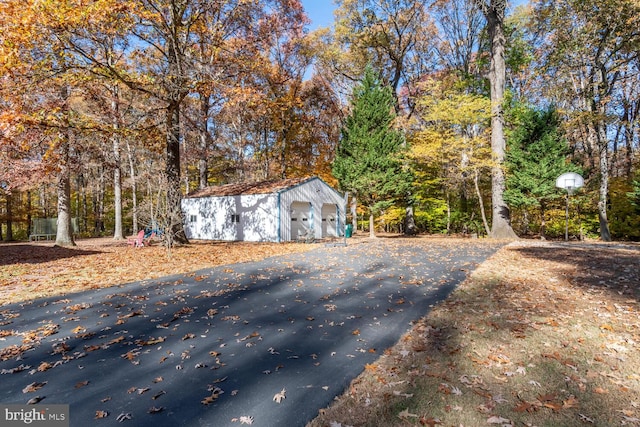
[307,240,640,427]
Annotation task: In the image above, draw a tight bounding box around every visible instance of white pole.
[344,192,349,246]
[565,192,569,241]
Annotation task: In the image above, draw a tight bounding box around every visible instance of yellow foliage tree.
[410,79,494,235]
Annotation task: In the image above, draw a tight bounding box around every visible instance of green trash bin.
[345,224,353,238]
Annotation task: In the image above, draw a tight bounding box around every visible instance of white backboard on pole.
[556,172,584,194]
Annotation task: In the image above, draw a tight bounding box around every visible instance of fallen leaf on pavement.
[72,326,86,334]
[26,396,45,405]
[151,390,166,400]
[202,388,223,405]
[37,362,52,372]
[22,382,47,393]
[116,412,132,422]
[273,388,286,403]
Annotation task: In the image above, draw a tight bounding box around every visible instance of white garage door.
[290,201,311,240]
[321,203,337,237]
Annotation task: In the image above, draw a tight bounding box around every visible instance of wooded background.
[1,0,639,243]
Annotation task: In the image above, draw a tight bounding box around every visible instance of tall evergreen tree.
[628,177,640,211]
[505,105,580,238]
[333,66,413,238]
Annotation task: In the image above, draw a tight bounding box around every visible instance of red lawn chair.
[128,230,145,248]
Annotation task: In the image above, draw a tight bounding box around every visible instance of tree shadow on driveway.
[0,239,503,426]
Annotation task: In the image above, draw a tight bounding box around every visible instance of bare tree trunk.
[280,110,289,179]
[55,166,75,247]
[39,185,48,218]
[591,75,612,241]
[26,190,32,238]
[81,177,88,233]
[166,101,188,244]
[446,191,451,234]
[113,150,123,239]
[112,85,124,240]
[369,211,376,238]
[5,192,13,241]
[74,175,80,229]
[539,202,546,240]
[55,85,75,247]
[624,100,639,178]
[126,141,138,233]
[476,0,517,239]
[351,196,357,231]
[584,96,612,241]
[164,6,189,245]
[404,205,417,235]
[473,169,491,235]
[74,174,86,233]
[198,95,210,189]
[94,167,105,235]
[596,124,612,241]
[624,121,634,178]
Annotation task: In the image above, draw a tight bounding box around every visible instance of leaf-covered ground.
[308,240,640,427]
[0,238,317,306]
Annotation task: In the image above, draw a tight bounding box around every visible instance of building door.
[290,201,311,240]
[321,204,337,237]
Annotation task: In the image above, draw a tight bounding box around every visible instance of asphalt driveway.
[0,238,502,426]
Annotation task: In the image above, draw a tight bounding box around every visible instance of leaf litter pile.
[308,240,640,427]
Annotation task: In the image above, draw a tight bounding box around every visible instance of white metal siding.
[182,177,345,242]
[182,194,278,242]
[278,178,345,241]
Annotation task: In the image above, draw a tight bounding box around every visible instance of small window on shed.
[231,214,240,223]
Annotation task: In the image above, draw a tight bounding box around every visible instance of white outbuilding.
[181,176,346,242]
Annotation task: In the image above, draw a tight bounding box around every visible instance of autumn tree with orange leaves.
[1,0,316,244]
[0,0,124,246]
